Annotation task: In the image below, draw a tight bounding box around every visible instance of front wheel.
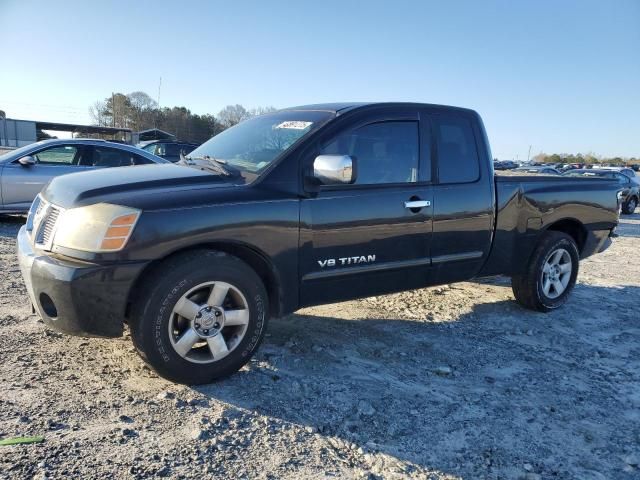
[622,196,637,215]
[512,231,580,312]
[130,250,269,384]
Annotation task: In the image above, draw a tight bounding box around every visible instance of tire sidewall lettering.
[156,279,188,363]
[241,294,265,358]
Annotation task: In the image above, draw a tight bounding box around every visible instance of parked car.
[18,102,620,384]
[514,166,560,175]
[0,139,168,213]
[141,141,199,162]
[559,163,584,172]
[493,160,518,170]
[564,169,639,214]
[596,166,636,178]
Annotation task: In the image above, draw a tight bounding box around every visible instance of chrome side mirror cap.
[313,155,356,185]
[18,155,36,166]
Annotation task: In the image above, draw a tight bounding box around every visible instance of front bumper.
[17,226,148,338]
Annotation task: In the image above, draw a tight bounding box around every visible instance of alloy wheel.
[168,281,250,363]
[540,248,572,299]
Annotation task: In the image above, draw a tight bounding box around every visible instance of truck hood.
[42,164,239,209]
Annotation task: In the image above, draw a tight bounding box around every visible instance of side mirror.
[313,155,356,185]
[18,156,36,166]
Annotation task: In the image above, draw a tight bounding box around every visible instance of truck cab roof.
[283,102,478,116]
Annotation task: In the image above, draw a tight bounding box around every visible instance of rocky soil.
[0,212,639,480]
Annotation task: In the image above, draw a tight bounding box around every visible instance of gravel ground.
[0,212,638,480]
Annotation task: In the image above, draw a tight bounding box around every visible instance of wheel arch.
[544,218,587,254]
[126,241,284,320]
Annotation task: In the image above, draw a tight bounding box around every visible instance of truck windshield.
[186,110,333,180]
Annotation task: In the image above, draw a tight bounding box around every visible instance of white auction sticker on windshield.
[274,121,312,130]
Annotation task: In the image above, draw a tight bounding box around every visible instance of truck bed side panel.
[479,175,619,277]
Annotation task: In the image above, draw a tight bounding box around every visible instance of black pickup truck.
[17,103,620,384]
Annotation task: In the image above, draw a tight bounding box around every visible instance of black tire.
[130,250,269,384]
[511,231,580,312]
[622,196,637,215]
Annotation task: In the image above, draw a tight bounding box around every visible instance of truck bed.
[479,172,619,276]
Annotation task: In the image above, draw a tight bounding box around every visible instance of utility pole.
[112,92,115,128]
[527,145,532,162]
[155,77,162,130]
[157,77,162,109]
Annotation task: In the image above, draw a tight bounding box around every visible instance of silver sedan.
[0,139,168,213]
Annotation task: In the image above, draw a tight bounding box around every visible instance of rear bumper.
[580,228,613,259]
[17,226,148,338]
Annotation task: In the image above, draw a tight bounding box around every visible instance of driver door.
[1,144,92,211]
[299,107,434,306]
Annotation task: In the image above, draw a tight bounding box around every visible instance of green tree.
[88,92,280,144]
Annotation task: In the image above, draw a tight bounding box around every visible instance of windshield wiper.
[180,154,240,177]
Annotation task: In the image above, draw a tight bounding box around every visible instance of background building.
[0,111,132,152]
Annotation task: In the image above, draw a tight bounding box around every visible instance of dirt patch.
[0,212,639,479]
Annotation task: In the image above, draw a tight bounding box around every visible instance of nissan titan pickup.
[17,103,620,384]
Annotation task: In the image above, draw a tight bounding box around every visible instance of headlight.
[53,203,141,252]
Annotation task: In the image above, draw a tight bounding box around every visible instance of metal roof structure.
[134,128,176,142]
[35,121,131,136]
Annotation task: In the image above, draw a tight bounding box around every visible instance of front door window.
[34,146,80,165]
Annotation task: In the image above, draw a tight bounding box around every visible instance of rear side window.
[132,153,153,164]
[165,144,182,156]
[91,147,135,167]
[183,144,197,155]
[434,116,480,183]
[321,121,419,185]
[615,174,629,184]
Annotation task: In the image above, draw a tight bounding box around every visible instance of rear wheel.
[130,250,269,384]
[512,231,579,312]
[622,196,637,214]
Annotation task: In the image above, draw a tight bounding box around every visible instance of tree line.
[88,91,276,143]
[87,95,639,164]
[532,152,638,166]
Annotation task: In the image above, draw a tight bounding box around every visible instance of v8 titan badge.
[318,255,376,268]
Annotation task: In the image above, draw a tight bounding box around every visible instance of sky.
[0,0,638,159]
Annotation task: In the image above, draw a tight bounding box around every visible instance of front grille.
[36,206,60,246]
[32,200,63,250]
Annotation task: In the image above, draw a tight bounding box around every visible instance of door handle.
[404,200,431,209]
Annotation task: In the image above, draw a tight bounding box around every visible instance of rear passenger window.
[132,153,152,165]
[435,116,479,183]
[165,144,181,156]
[321,121,419,185]
[92,147,134,167]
